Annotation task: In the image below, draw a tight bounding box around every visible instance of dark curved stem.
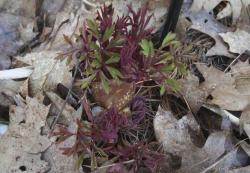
[159,0,184,46]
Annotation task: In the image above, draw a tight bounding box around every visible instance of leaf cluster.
[62,4,190,94]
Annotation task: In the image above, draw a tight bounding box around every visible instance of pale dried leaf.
[15,51,71,96]
[219,29,250,54]
[190,0,242,24]
[0,97,51,173]
[186,10,234,58]
[195,64,250,111]
[178,72,207,113]
[217,2,232,20]
[154,107,236,173]
[231,61,250,95]
[229,166,250,173]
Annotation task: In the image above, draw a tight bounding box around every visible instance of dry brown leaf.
[229,166,250,173]
[231,61,250,94]
[0,97,51,172]
[154,107,237,173]
[196,64,250,111]
[15,51,71,96]
[197,64,234,91]
[240,106,250,138]
[219,29,250,54]
[186,10,234,58]
[190,0,243,24]
[178,72,207,113]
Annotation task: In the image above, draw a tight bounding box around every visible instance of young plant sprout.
[55,4,191,172]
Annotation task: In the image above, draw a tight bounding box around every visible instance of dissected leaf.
[103,26,114,42]
[165,79,181,92]
[161,32,176,48]
[100,72,110,94]
[107,66,123,79]
[139,39,154,57]
[105,54,120,64]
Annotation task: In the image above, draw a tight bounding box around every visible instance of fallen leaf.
[229,165,250,173]
[219,29,250,54]
[217,2,232,20]
[154,107,239,173]
[185,10,234,58]
[178,72,207,113]
[190,0,243,24]
[0,97,51,172]
[196,64,250,111]
[15,51,71,96]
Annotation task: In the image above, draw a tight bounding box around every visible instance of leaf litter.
[1,0,250,172]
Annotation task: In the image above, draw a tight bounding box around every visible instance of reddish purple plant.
[92,108,129,143]
[53,119,92,156]
[130,96,147,124]
[108,143,163,172]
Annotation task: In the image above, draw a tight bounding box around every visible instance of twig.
[49,61,79,136]
[224,53,242,73]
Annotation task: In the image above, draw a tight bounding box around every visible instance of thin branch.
[224,53,242,73]
[49,61,79,136]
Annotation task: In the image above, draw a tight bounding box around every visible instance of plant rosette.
[56,4,192,172]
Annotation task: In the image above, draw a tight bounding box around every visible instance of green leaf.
[161,32,176,48]
[86,19,99,37]
[93,50,101,61]
[76,154,85,169]
[100,72,110,94]
[90,41,99,50]
[165,79,180,92]
[105,55,120,64]
[79,75,95,89]
[103,26,114,42]
[161,63,176,73]
[91,59,101,68]
[178,63,187,75]
[139,39,154,57]
[160,85,166,96]
[80,79,90,89]
[107,66,122,78]
[79,55,86,61]
[170,40,181,49]
[87,19,98,31]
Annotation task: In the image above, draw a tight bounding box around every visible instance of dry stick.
[224,53,242,73]
[49,61,80,136]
